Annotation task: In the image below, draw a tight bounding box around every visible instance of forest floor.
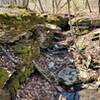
[0,7,100,100]
[15,23,100,100]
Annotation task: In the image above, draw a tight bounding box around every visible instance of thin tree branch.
[52,0,55,14]
[98,0,100,15]
[57,0,63,7]
[58,0,71,13]
[32,0,41,12]
[85,0,92,13]
[54,0,58,14]
[38,0,44,13]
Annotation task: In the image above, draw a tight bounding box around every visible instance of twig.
[32,60,52,83]
[54,0,58,14]
[32,0,41,11]
[59,2,68,11]
[57,0,63,7]
[55,0,63,13]
[58,0,71,13]
[72,0,79,12]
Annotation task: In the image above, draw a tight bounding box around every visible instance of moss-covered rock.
[71,16,100,35]
[0,68,9,89]
[11,40,40,62]
[4,39,40,98]
[46,15,60,25]
[45,15,70,31]
[71,17,91,27]
[70,17,92,35]
[5,64,34,98]
[0,8,67,44]
[74,28,90,36]
[0,8,45,43]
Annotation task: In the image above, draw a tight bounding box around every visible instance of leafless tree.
[23,0,29,8]
[98,0,100,15]
[0,0,29,8]
[52,0,55,14]
[38,0,44,13]
[85,0,92,13]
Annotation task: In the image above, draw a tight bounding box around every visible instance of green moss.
[5,40,40,97]
[75,28,90,36]
[11,40,40,63]
[46,15,60,25]
[71,17,91,26]
[0,8,66,41]
[5,64,34,97]
[0,9,46,38]
[0,68,9,89]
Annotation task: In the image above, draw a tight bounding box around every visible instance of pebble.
[48,62,55,69]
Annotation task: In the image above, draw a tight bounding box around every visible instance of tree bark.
[38,0,44,13]
[98,0,100,15]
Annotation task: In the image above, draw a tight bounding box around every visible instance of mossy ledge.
[0,68,9,89]
[5,64,35,99]
[0,8,61,39]
[0,7,63,99]
[4,40,40,99]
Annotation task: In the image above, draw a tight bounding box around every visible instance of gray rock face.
[58,68,79,85]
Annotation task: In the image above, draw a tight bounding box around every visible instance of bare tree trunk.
[25,0,29,9]
[38,0,44,13]
[22,0,29,8]
[99,0,100,46]
[54,0,58,14]
[98,0,100,15]
[85,0,92,13]
[57,0,62,6]
[52,0,55,14]
[58,0,71,13]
